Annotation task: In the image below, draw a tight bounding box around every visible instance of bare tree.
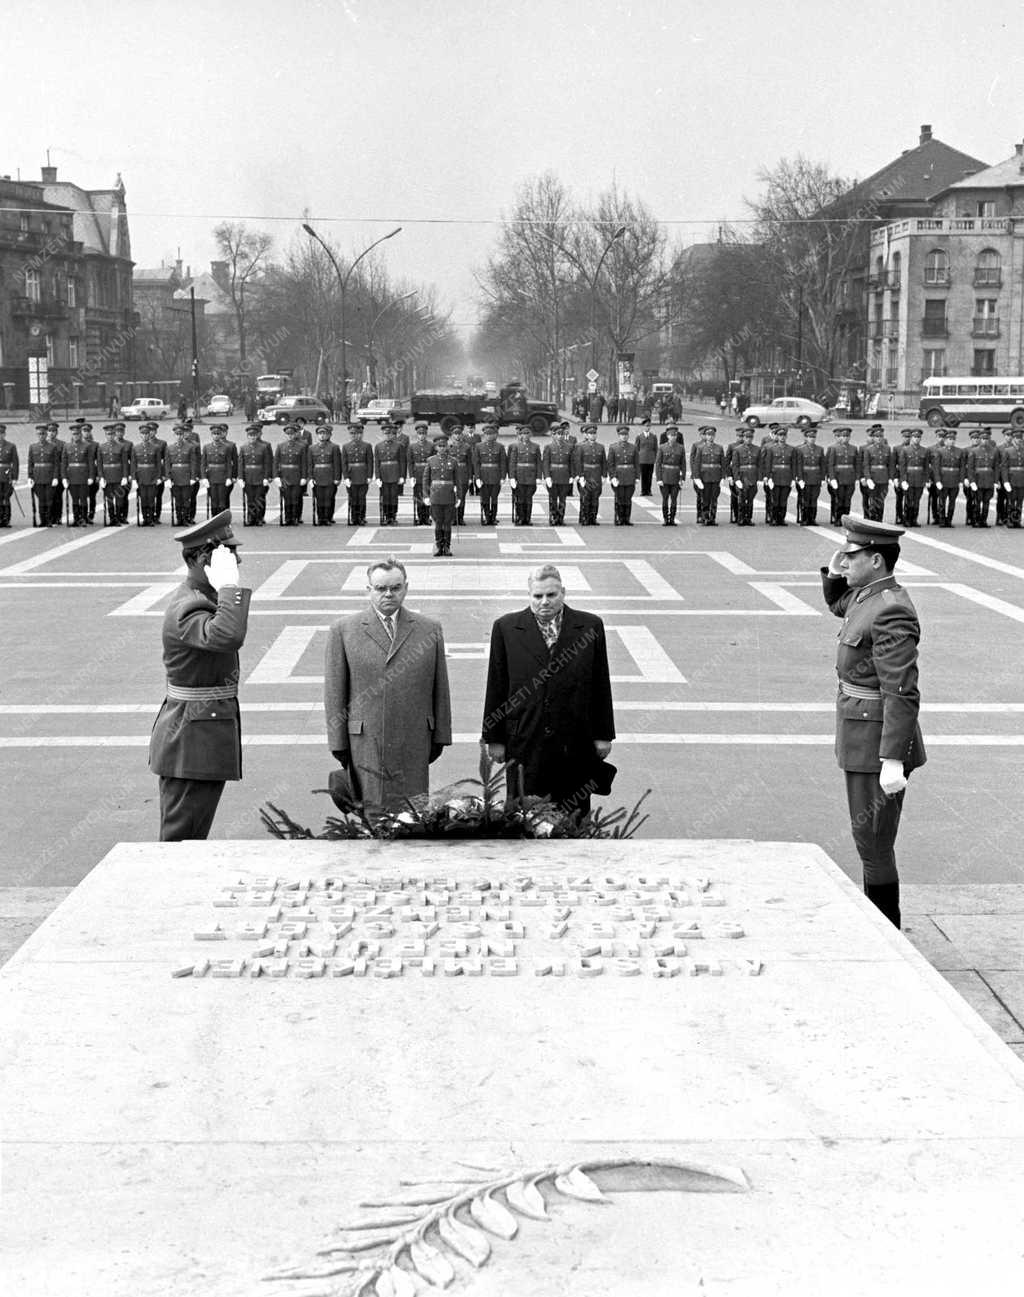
[212,221,274,366]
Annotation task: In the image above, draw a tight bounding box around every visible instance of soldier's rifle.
[11,483,25,517]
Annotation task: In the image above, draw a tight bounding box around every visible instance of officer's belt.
[165,683,238,701]
[839,680,882,700]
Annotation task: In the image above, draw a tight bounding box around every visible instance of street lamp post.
[365,290,417,391]
[302,223,401,419]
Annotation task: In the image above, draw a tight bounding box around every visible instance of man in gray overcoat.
[324,557,453,823]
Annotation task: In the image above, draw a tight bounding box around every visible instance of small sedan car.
[206,394,234,417]
[258,394,332,425]
[356,398,397,424]
[121,397,168,420]
[743,397,829,428]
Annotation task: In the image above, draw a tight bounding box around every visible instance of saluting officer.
[473,421,507,525]
[148,510,250,841]
[167,423,201,526]
[930,427,962,527]
[28,424,59,527]
[275,422,309,525]
[47,423,67,524]
[762,424,797,525]
[825,425,858,525]
[608,423,639,525]
[508,425,542,526]
[794,426,825,526]
[425,430,457,556]
[310,423,343,525]
[374,421,406,525]
[202,423,237,515]
[98,424,130,525]
[64,421,97,526]
[965,424,998,527]
[409,420,435,526]
[1000,427,1024,528]
[654,424,685,525]
[690,424,726,525]
[573,423,606,525]
[239,421,273,526]
[635,418,658,496]
[895,429,929,528]
[0,424,18,528]
[542,423,574,525]
[891,427,914,525]
[341,422,374,525]
[729,426,760,526]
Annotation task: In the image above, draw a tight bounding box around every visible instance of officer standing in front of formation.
[794,426,825,526]
[0,424,17,527]
[1000,427,1024,527]
[239,421,273,526]
[275,422,309,525]
[98,424,130,525]
[896,428,928,528]
[573,423,606,525]
[310,423,342,525]
[132,423,165,525]
[202,423,237,516]
[409,421,434,526]
[508,425,542,525]
[931,426,962,527]
[821,515,926,929]
[891,427,914,524]
[762,424,796,525]
[47,423,67,524]
[728,426,760,526]
[826,425,858,526]
[607,423,639,525]
[374,421,406,525]
[635,418,658,496]
[148,510,250,841]
[341,422,373,525]
[425,429,456,556]
[654,424,685,525]
[63,420,97,526]
[965,423,998,527]
[690,424,725,525]
[28,424,59,527]
[473,420,506,525]
[542,422,573,525]
[168,423,200,526]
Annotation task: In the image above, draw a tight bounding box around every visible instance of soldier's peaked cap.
[840,513,904,552]
[174,509,242,549]
[832,425,853,434]
[245,422,261,433]
[414,420,429,430]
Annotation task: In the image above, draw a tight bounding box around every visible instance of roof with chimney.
[832,126,987,215]
[30,166,132,261]
[938,143,1024,193]
[175,269,233,315]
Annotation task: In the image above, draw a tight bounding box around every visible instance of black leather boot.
[865,881,901,929]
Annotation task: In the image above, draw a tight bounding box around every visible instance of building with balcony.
[869,139,1024,399]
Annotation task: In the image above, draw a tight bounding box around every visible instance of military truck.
[401,382,558,435]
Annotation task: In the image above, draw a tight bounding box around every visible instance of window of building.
[45,335,54,366]
[68,338,79,369]
[67,279,76,307]
[922,349,946,378]
[975,248,1001,286]
[24,267,40,302]
[977,201,996,218]
[922,299,947,337]
[976,298,997,319]
[19,212,29,233]
[924,249,949,285]
[890,252,901,291]
[973,349,996,376]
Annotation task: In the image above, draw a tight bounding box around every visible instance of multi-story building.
[870,141,1024,400]
[133,260,201,405]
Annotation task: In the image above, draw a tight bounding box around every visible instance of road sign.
[588,381,597,393]
[586,368,599,383]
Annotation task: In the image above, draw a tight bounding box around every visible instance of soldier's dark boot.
[865,881,901,929]
[433,526,444,557]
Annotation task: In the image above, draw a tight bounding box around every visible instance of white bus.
[918,376,1024,429]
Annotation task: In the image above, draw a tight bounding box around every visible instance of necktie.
[384,614,395,642]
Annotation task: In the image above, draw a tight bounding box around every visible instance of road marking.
[899,529,1024,579]
[253,559,308,600]
[609,626,686,683]
[246,626,321,684]
[621,559,682,600]
[0,528,44,549]
[0,526,120,575]
[747,582,820,615]
[938,583,1024,625]
[107,582,178,616]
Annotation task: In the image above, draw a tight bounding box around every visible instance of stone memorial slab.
[3,839,1024,1296]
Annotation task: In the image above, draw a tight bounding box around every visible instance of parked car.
[205,394,235,417]
[743,397,829,428]
[356,398,397,424]
[120,397,168,421]
[257,394,332,425]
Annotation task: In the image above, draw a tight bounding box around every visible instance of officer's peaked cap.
[840,513,904,553]
[174,508,242,550]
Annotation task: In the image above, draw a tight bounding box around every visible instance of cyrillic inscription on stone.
[173,873,764,979]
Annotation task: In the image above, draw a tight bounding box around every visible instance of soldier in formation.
[1001,428,1024,527]
[239,422,273,526]
[858,424,891,522]
[99,423,130,525]
[965,426,997,527]
[28,424,60,527]
[0,424,18,527]
[133,423,166,525]
[690,424,725,525]
[168,424,200,526]
[310,423,342,525]
[607,423,639,525]
[473,421,506,526]
[542,423,574,525]
[895,428,928,528]
[409,421,435,526]
[447,426,472,524]
[47,423,67,524]
[762,424,796,526]
[508,426,542,525]
[573,423,606,525]
[635,419,658,496]
[202,423,237,516]
[342,422,374,525]
[374,422,406,525]
[930,428,962,527]
[654,424,685,525]
[274,422,309,525]
[794,426,825,526]
[728,426,760,526]
[63,420,97,526]
[826,426,858,525]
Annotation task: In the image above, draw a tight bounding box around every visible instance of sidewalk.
[4,883,1023,1059]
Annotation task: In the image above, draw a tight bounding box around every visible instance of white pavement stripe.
[4,733,1024,749]
[899,529,1024,579]
[939,583,1024,624]
[622,558,682,600]
[747,582,821,615]
[4,700,1022,715]
[611,626,686,683]
[246,625,320,684]
[0,581,154,589]
[107,582,179,616]
[0,527,42,548]
[0,526,120,575]
[253,559,307,600]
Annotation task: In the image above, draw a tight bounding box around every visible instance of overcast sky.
[6,0,1023,339]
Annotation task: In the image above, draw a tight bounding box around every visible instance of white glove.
[693,478,704,490]
[879,759,907,796]
[866,478,875,490]
[476,477,483,488]
[610,476,619,487]
[577,476,585,487]
[545,476,553,488]
[766,478,774,489]
[509,478,517,488]
[87,477,94,486]
[375,478,382,487]
[207,545,240,590]
[970,482,978,492]
[262,478,270,487]
[275,476,282,487]
[225,477,233,487]
[726,476,734,486]
[120,477,127,486]
[200,478,209,488]
[62,477,69,488]
[829,478,838,489]
[797,479,805,489]
[398,477,405,485]
[655,480,662,488]
[900,479,909,490]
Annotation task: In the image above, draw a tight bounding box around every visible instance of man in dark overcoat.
[148,510,250,841]
[324,557,452,824]
[482,564,615,818]
[821,515,926,928]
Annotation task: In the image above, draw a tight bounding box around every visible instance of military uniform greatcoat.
[132,439,166,525]
[239,436,273,526]
[689,440,725,525]
[895,442,929,528]
[507,438,542,525]
[310,440,343,525]
[64,438,98,525]
[472,439,507,525]
[654,440,686,525]
[342,437,375,525]
[425,450,457,554]
[374,438,406,525]
[409,436,435,525]
[27,439,59,526]
[858,441,891,522]
[202,439,238,513]
[635,429,658,495]
[607,438,639,525]
[274,438,310,525]
[572,440,607,525]
[794,440,825,525]
[825,441,858,524]
[542,436,574,524]
[168,439,201,525]
[1000,439,1024,527]
[0,438,19,527]
[965,441,998,527]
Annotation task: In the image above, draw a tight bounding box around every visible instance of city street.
[2,409,1023,908]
